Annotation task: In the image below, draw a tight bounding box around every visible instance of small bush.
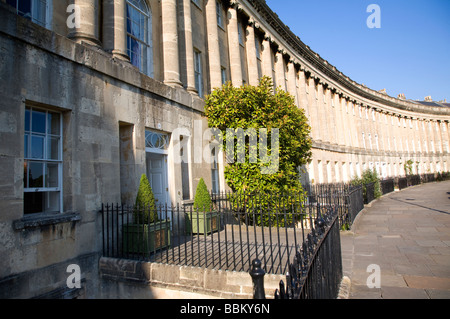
[193,178,212,212]
[134,174,158,223]
[350,168,382,199]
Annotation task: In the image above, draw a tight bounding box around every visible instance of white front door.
[146,153,169,208]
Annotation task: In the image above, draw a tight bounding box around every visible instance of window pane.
[31,135,44,159]
[24,134,29,158]
[181,161,190,200]
[46,163,59,188]
[24,191,60,214]
[33,0,47,27]
[47,112,60,135]
[47,136,60,160]
[6,0,18,9]
[18,0,32,18]
[126,0,150,75]
[31,109,46,133]
[24,192,44,214]
[25,108,30,131]
[23,160,28,188]
[29,162,43,188]
[45,191,60,212]
[129,38,141,69]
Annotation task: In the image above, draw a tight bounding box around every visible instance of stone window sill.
[13,212,81,231]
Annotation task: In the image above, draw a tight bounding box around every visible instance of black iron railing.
[347,185,364,225]
[100,186,352,275]
[364,182,375,204]
[274,204,342,299]
[101,194,310,275]
[380,178,395,195]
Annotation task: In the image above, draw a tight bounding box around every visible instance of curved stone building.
[0,0,448,298]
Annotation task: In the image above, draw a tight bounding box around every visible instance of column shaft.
[161,0,182,87]
[261,37,272,79]
[274,51,286,91]
[205,0,222,91]
[245,22,259,86]
[181,0,197,93]
[227,5,243,87]
[103,0,128,60]
[68,0,101,46]
[287,62,298,105]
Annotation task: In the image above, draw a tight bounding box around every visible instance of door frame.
[146,151,170,208]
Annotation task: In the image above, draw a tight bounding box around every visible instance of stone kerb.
[99,257,284,299]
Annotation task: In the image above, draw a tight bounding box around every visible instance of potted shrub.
[123,174,171,254]
[186,178,220,234]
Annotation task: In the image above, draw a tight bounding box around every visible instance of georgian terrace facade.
[0,0,449,298]
[3,0,448,185]
[42,0,448,184]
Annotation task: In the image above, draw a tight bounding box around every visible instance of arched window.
[126,0,153,77]
[6,0,51,29]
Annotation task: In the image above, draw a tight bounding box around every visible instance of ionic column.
[297,69,309,113]
[245,20,259,86]
[287,61,298,105]
[443,121,450,153]
[309,76,321,140]
[261,36,273,79]
[103,0,129,61]
[274,50,286,91]
[437,121,444,154]
[205,0,222,90]
[68,0,101,46]
[182,0,197,93]
[227,4,243,87]
[334,94,344,146]
[161,0,182,87]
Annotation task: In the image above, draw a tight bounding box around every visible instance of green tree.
[205,76,312,196]
[134,174,158,223]
[193,178,212,212]
[350,168,382,199]
[404,159,414,176]
[204,77,312,225]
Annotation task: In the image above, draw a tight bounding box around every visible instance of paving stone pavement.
[340,180,450,299]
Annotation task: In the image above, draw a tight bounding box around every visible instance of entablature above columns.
[234,0,449,119]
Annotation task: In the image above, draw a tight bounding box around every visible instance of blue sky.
[265,0,450,102]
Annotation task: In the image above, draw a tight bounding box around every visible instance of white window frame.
[7,0,52,29]
[126,0,153,77]
[194,49,203,97]
[216,1,224,29]
[221,67,227,85]
[210,146,220,194]
[24,106,63,214]
[238,21,244,46]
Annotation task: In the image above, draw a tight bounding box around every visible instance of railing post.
[250,259,266,299]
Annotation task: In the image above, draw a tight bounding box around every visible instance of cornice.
[244,0,449,117]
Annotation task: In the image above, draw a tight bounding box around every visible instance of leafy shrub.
[134,174,158,223]
[404,159,414,176]
[204,77,311,226]
[193,178,212,212]
[350,168,382,199]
